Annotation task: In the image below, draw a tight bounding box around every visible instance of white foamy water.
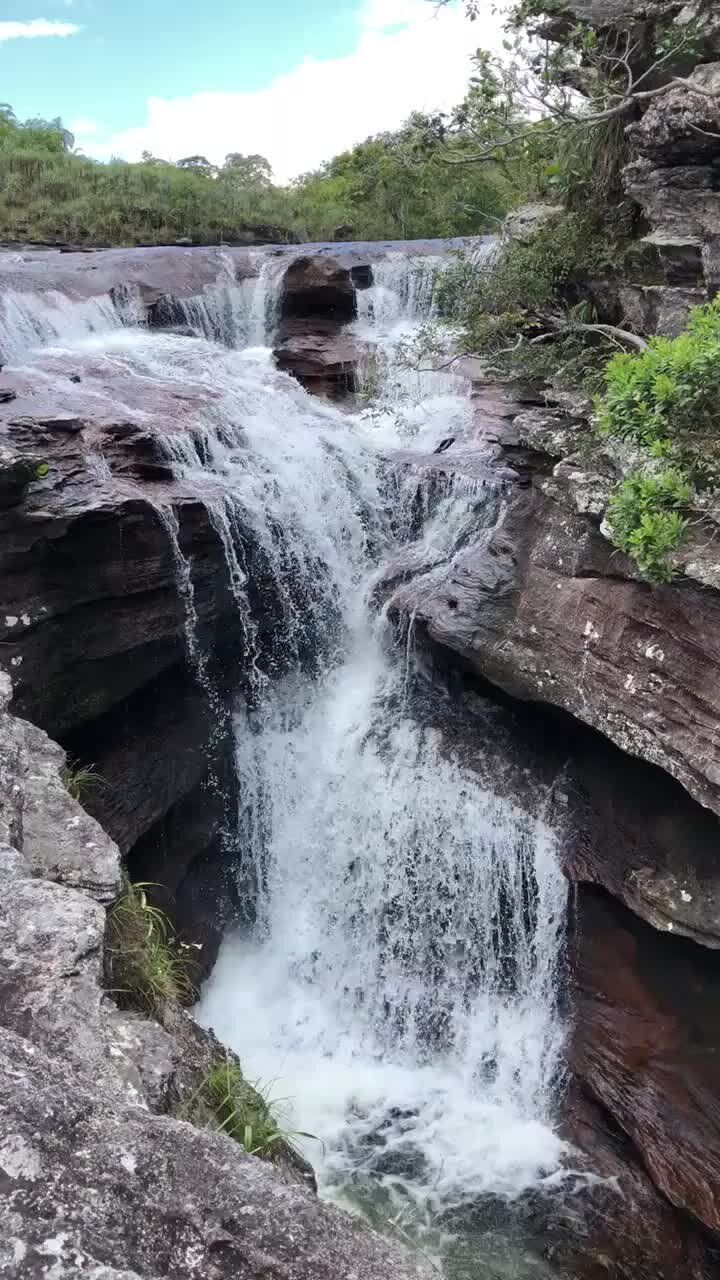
[4,244,570,1273]
[194,250,569,1259]
[0,288,124,364]
[158,253,287,349]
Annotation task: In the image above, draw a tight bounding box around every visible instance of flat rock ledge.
[0,671,431,1280]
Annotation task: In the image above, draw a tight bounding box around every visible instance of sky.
[0,0,505,180]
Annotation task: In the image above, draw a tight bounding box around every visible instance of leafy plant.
[106,881,196,1013]
[597,301,720,453]
[196,1055,320,1161]
[607,468,691,582]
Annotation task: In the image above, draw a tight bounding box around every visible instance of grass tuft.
[194,1054,321,1162]
[61,759,105,802]
[107,881,196,1014]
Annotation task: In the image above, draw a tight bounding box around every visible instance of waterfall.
[152,254,287,349]
[4,241,569,1274]
[0,288,123,364]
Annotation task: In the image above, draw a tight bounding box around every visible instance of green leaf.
[34,462,49,478]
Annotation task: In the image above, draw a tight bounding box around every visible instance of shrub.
[607,468,690,582]
[433,210,631,389]
[107,882,196,1013]
[597,300,720,452]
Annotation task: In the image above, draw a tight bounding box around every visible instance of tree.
[221,153,273,189]
[177,155,217,176]
[432,3,716,167]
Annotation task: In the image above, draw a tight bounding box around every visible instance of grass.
[61,759,105,802]
[194,1055,321,1161]
[106,881,197,1014]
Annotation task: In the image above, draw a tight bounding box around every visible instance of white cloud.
[0,19,81,42]
[87,0,506,181]
[70,115,99,134]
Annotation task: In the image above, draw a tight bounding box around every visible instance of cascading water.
[153,252,287,349]
[0,287,126,364]
[3,242,571,1277]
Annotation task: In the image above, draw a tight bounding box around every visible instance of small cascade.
[0,288,122,364]
[153,253,287,349]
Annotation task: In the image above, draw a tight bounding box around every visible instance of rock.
[503,203,564,242]
[624,159,720,244]
[619,281,707,335]
[0,1026,432,1280]
[21,718,121,900]
[386,469,720,822]
[626,231,705,286]
[550,1085,719,1280]
[274,323,360,394]
[560,740,720,946]
[278,254,357,322]
[571,886,720,1238]
[0,447,43,510]
[0,675,428,1278]
[627,66,720,166]
[275,255,358,393]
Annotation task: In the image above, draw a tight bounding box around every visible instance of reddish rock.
[275,254,358,393]
[571,886,720,1240]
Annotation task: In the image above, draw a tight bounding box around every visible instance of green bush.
[597,300,720,451]
[607,468,690,583]
[434,211,627,388]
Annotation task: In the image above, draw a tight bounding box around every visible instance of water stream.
[2,243,570,1277]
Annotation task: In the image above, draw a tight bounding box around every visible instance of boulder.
[0,1026,432,1280]
[278,254,357,322]
[503,203,565,242]
[275,255,358,393]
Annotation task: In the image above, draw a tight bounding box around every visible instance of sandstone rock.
[627,68,720,166]
[386,472,720,823]
[279,254,357,322]
[571,887,720,1237]
[275,255,358,393]
[619,281,707,335]
[551,1085,719,1280]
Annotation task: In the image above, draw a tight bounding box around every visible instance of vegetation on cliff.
[600,301,720,580]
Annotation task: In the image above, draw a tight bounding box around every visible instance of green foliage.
[549,115,631,218]
[435,210,626,387]
[196,1056,319,1161]
[0,102,514,247]
[597,300,720,452]
[61,759,105,801]
[107,882,196,1013]
[607,470,690,582]
[291,114,514,242]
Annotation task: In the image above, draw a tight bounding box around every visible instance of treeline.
[0,105,518,247]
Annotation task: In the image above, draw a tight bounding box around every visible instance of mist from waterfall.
[2,242,569,1276]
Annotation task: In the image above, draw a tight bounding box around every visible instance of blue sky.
[0,1,503,178]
